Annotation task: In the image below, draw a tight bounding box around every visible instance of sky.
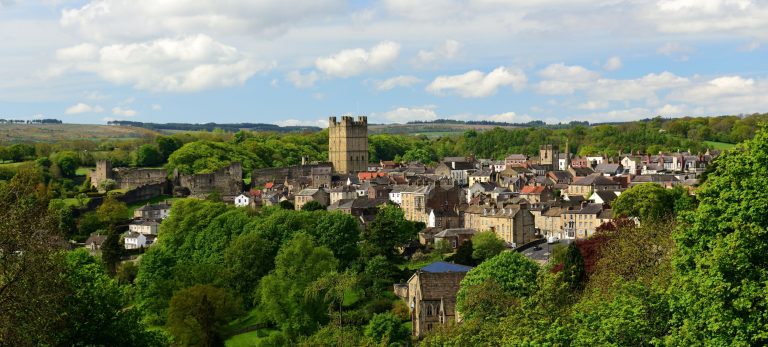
[1,0,767,127]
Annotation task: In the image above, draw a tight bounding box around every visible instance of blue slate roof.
[420,261,473,273]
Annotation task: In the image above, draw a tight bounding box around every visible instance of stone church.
[328,116,368,173]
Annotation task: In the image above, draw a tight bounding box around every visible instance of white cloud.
[286,70,319,88]
[53,34,269,92]
[655,103,689,116]
[649,0,768,37]
[60,0,347,41]
[740,40,761,51]
[372,75,422,91]
[65,102,103,114]
[151,104,162,111]
[589,71,690,101]
[112,107,137,116]
[577,100,609,110]
[603,56,622,71]
[315,41,401,78]
[536,63,600,95]
[379,106,438,123]
[416,39,461,65]
[427,66,527,98]
[657,42,695,60]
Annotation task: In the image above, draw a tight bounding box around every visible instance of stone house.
[294,188,329,210]
[561,203,613,239]
[133,201,172,220]
[504,154,528,168]
[394,262,473,338]
[84,234,107,255]
[463,204,536,246]
[519,185,553,203]
[567,174,622,197]
[128,220,159,235]
[433,228,476,249]
[368,185,392,199]
[427,209,461,230]
[329,185,358,205]
[435,160,476,187]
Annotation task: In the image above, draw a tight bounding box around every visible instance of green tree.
[136,144,162,167]
[257,233,339,337]
[562,243,586,290]
[456,251,539,320]
[448,240,476,266]
[361,205,417,261]
[434,239,452,258]
[223,232,275,303]
[58,249,166,347]
[97,195,129,226]
[311,212,360,268]
[471,231,506,263]
[364,312,409,345]
[301,200,326,211]
[55,151,80,177]
[166,284,243,347]
[99,178,117,192]
[401,147,435,164]
[279,200,295,210]
[666,126,768,345]
[156,136,183,162]
[0,167,67,345]
[101,227,123,275]
[612,183,674,222]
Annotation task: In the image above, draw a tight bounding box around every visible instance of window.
[426,304,434,316]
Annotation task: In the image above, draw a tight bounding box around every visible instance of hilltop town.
[55,115,721,342]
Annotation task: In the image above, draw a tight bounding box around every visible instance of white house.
[586,156,604,166]
[234,193,251,207]
[124,232,156,249]
[128,220,159,235]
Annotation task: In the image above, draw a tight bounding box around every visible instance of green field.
[76,166,94,176]
[0,124,160,143]
[704,141,736,150]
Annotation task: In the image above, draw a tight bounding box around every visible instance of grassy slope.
[704,141,737,150]
[0,124,160,143]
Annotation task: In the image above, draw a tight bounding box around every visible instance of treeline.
[407,119,549,127]
[0,118,62,124]
[107,120,321,133]
[420,125,768,346]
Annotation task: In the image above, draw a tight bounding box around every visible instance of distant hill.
[0,124,160,143]
[107,120,321,133]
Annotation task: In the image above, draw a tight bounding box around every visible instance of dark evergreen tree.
[563,243,586,290]
[101,227,123,275]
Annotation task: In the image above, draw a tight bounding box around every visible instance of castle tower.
[91,159,113,188]
[328,116,368,173]
[539,144,559,169]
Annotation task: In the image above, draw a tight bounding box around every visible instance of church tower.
[328,116,368,173]
[539,144,559,170]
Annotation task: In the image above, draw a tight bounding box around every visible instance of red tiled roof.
[358,172,387,181]
[264,182,274,189]
[520,185,546,194]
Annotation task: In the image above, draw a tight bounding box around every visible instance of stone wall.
[251,162,333,186]
[90,160,167,190]
[178,162,243,196]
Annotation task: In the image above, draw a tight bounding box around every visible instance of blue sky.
[1,0,767,126]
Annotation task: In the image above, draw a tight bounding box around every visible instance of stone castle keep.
[328,116,368,173]
[91,160,242,197]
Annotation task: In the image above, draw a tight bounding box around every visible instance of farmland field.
[0,124,160,143]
